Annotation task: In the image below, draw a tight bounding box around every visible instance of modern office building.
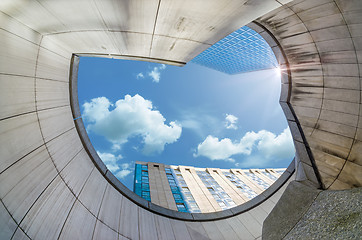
[191,25,278,75]
[134,161,285,213]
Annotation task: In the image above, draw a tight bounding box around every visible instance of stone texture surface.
[284,187,362,240]
[262,181,321,240]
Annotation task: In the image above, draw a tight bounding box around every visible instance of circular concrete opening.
[70,22,297,220]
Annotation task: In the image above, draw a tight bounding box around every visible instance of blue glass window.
[134,164,151,202]
[191,26,278,75]
[141,191,151,201]
[173,194,182,200]
[176,203,187,212]
[196,170,236,210]
[263,171,278,181]
[171,169,201,213]
[223,171,258,199]
[141,183,149,190]
[244,172,270,190]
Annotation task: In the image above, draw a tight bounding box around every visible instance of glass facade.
[223,171,258,199]
[134,164,151,201]
[134,162,285,213]
[262,170,278,181]
[196,170,236,210]
[191,26,278,75]
[173,169,201,213]
[165,167,189,212]
[244,171,270,190]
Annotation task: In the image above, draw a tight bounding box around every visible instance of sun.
[274,66,281,77]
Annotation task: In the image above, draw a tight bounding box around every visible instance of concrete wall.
[147,163,177,210]
[0,0,361,239]
[255,0,362,190]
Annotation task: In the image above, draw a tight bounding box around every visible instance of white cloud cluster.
[225,114,238,130]
[136,73,144,79]
[97,151,122,172]
[136,64,166,83]
[194,128,294,162]
[83,94,182,155]
[148,64,166,82]
[97,151,132,179]
[116,163,132,179]
[257,128,295,159]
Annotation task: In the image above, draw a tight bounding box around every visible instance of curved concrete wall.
[256,0,362,190]
[0,0,361,239]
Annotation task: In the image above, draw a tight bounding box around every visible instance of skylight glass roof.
[191,26,278,74]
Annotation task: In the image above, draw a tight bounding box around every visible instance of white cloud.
[179,109,221,138]
[193,134,254,160]
[116,169,132,179]
[194,127,294,162]
[148,64,166,83]
[135,64,166,82]
[111,143,121,151]
[149,69,160,82]
[136,73,144,79]
[83,94,182,155]
[121,163,130,169]
[97,151,133,179]
[83,97,112,122]
[257,128,295,159]
[225,114,238,130]
[97,151,122,172]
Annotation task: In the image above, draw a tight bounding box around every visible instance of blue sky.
[78,57,295,189]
